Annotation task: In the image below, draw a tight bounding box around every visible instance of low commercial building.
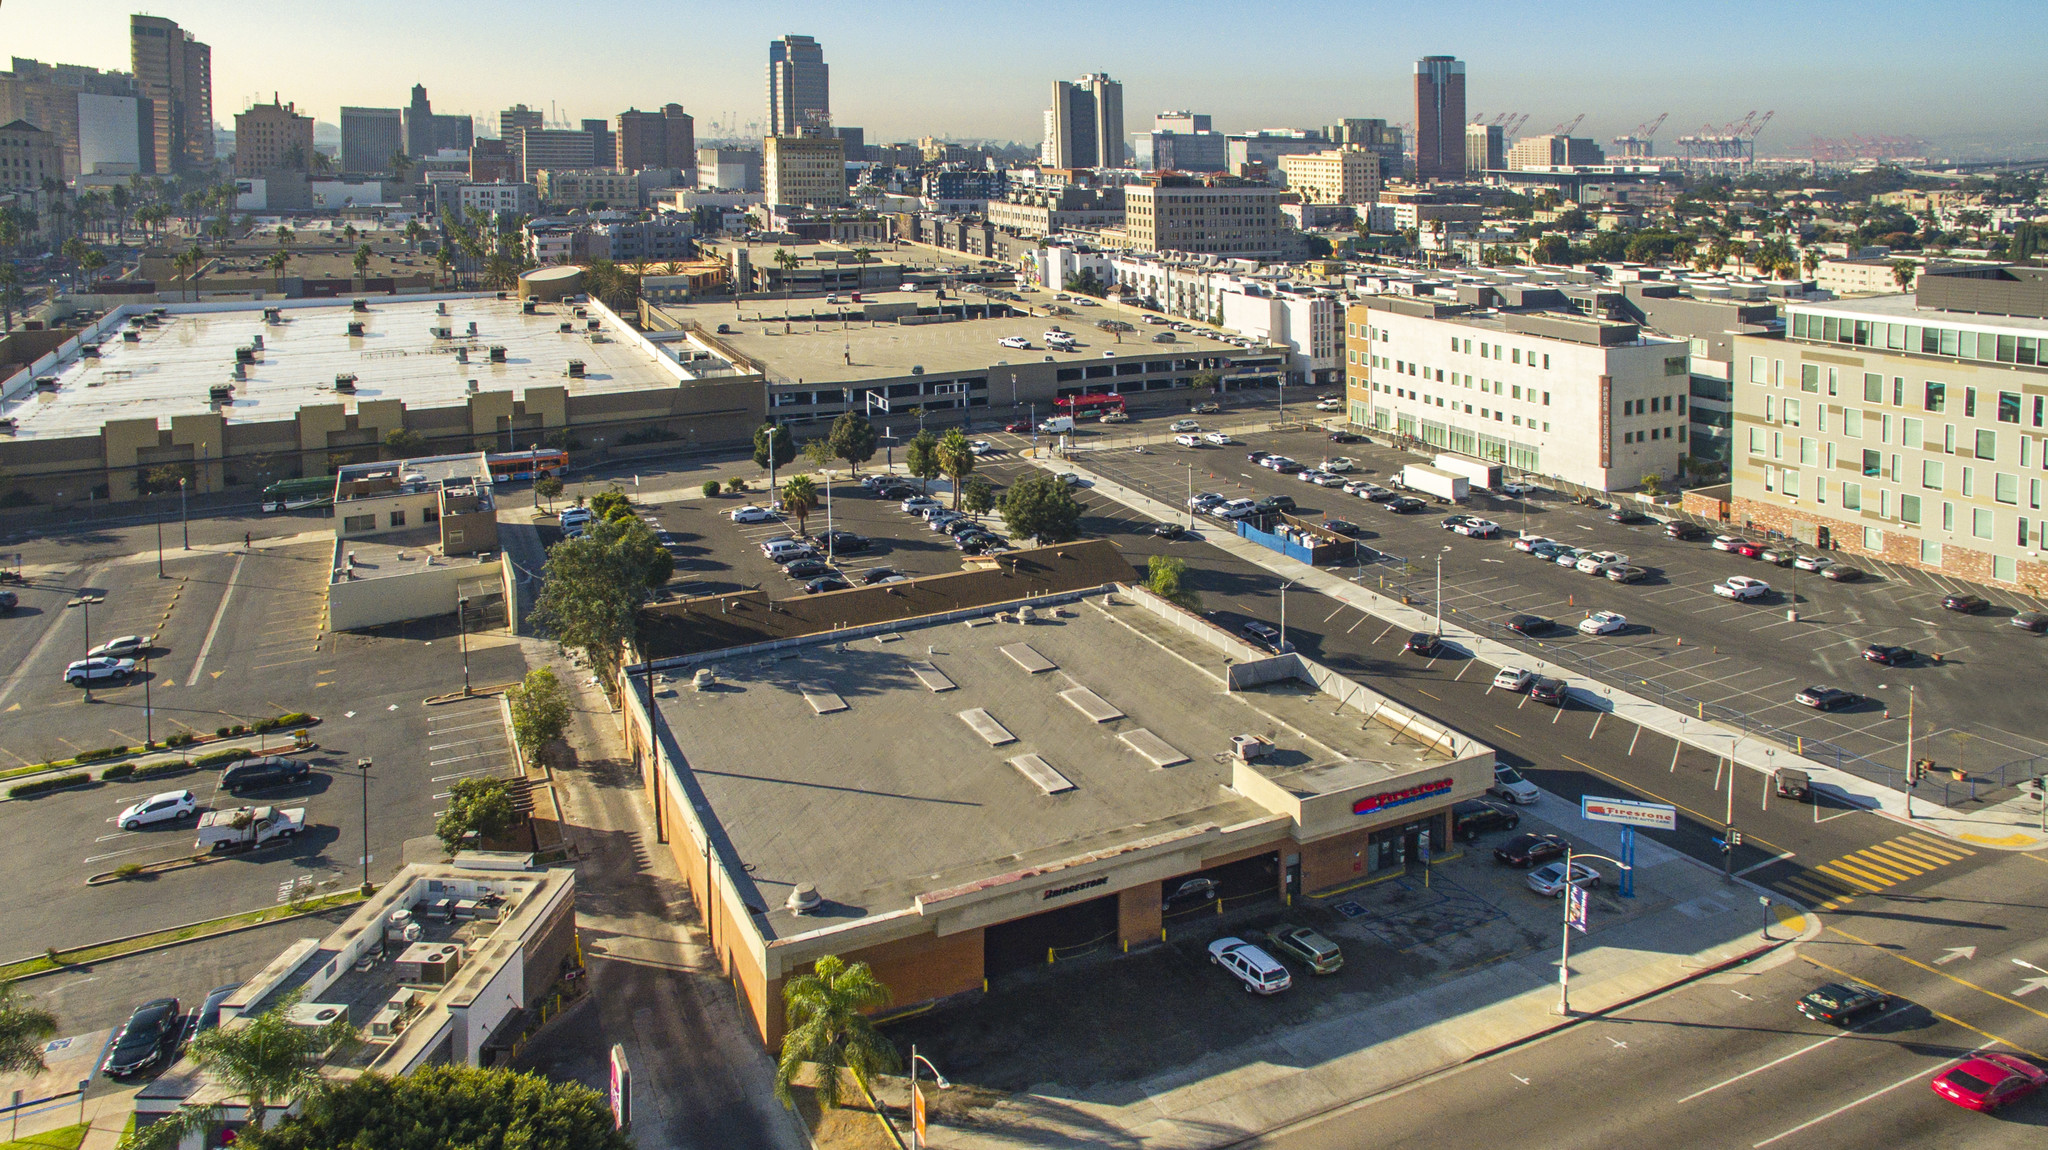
[622,571,1492,1048]
[1814,256,1919,296]
[135,861,578,1135]
[1347,288,1693,491]
[458,181,538,217]
[587,216,695,264]
[330,452,502,631]
[697,146,761,192]
[1727,266,2048,591]
[985,183,1125,238]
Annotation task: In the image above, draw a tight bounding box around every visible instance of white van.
[1039,416,1075,434]
[1208,937,1292,994]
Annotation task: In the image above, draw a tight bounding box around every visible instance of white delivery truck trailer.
[1398,463,1470,503]
[1433,452,1504,490]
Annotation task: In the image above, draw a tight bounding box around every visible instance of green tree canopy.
[1000,472,1084,544]
[1144,554,1200,610]
[775,955,898,1111]
[589,488,633,523]
[749,421,786,470]
[507,666,572,768]
[382,427,424,458]
[0,980,57,1074]
[238,1064,630,1150]
[961,474,996,520]
[530,515,661,683]
[123,992,354,1150]
[435,776,519,854]
[935,429,975,509]
[534,475,565,508]
[1530,234,1570,266]
[904,429,942,493]
[826,412,878,474]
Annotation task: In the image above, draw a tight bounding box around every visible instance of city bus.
[485,449,570,483]
[1053,393,1127,419]
[260,476,336,512]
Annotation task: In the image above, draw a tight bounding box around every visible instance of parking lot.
[883,798,1686,1095]
[0,540,527,953]
[1033,423,2048,802]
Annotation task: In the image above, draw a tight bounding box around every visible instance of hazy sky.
[11,1,2047,155]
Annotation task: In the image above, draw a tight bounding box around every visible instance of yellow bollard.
[1047,947,1055,965]
[1215,898,1224,915]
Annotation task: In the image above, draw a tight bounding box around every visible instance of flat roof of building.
[655,298,1259,387]
[1,296,682,440]
[656,590,1458,942]
[1792,291,2048,335]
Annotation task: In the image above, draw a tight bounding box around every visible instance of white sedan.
[968,440,995,456]
[1574,550,1629,573]
[1512,534,1554,553]
[1500,481,1535,496]
[1453,518,1500,538]
[89,635,149,658]
[1792,553,1835,572]
[1527,861,1601,897]
[1491,667,1535,692]
[1714,576,1771,600]
[1578,611,1627,635]
[1202,431,1233,446]
[117,789,197,830]
[65,657,136,685]
[730,505,777,524]
[1310,472,1348,487]
[1711,535,1745,553]
[1321,457,1357,473]
[1169,419,1200,433]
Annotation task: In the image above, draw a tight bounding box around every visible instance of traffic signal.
[1729,829,1744,848]
[2029,776,2046,802]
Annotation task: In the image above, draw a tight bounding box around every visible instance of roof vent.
[786,883,823,915]
[692,668,716,691]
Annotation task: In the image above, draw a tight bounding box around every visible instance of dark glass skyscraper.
[1413,55,1466,182]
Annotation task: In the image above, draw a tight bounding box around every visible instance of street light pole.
[457,594,472,696]
[1557,847,1630,1015]
[357,757,374,894]
[1904,686,1916,821]
[179,476,189,549]
[66,594,103,703]
[906,1047,951,1150]
[156,514,165,579]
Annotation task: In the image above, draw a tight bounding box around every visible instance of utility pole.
[1904,686,1916,820]
[180,476,189,549]
[1723,755,1738,882]
[357,757,374,894]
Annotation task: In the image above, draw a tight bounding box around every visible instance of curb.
[0,719,324,795]
[4,896,367,984]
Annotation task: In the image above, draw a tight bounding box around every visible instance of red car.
[1003,421,1031,433]
[1931,1053,2046,1111]
[1733,541,1765,558]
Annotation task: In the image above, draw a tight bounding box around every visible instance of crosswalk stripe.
[1870,842,1952,869]
[1900,832,1973,859]
[1814,861,1890,892]
[1779,878,1845,904]
[1884,833,1966,860]
[1819,897,1856,911]
[1787,870,1856,897]
[1841,852,1918,883]
[1860,844,1937,873]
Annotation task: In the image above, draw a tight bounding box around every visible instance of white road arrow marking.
[1730,989,1754,1001]
[1511,1073,1530,1085]
[1936,946,1977,965]
[2012,977,2048,997]
[1608,1037,1628,1049]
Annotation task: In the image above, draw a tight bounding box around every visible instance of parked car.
[1797,982,1890,1026]
[1525,541,1566,560]
[1529,677,1569,706]
[1494,832,1568,868]
[0,590,15,613]
[1003,421,1031,433]
[1405,631,1442,656]
[1609,508,1650,525]
[1791,553,1835,572]
[1931,1053,2047,1112]
[804,574,853,594]
[2012,611,2048,633]
[1733,541,1765,559]
[730,505,776,524]
[1321,519,1363,538]
[1455,518,1500,538]
[1760,548,1798,567]
[1666,521,1708,541]
[1174,434,1203,448]
[1604,565,1648,584]
[1512,535,1554,553]
[1861,644,1915,666]
[1489,764,1541,804]
[1550,547,1589,567]
[1245,450,1272,465]
[1796,686,1858,711]
[1254,495,1297,514]
[1491,667,1535,693]
[1152,522,1188,540]
[1321,457,1356,473]
[1387,497,1427,513]
[1714,576,1771,601]
[183,984,241,1049]
[782,558,833,579]
[1208,937,1292,995]
[1168,418,1200,433]
[1506,615,1552,636]
[1440,514,1471,531]
[1575,550,1630,574]
[1191,401,1221,414]
[1578,611,1627,635]
[1943,593,1990,614]
[89,634,148,658]
[1309,471,1347,488]
[1264,925,1344,974]
[1453,799,1521,841]
[1499,481,1534,496]
[968,439,996,455]
[1527,860,1602,897]
[104,999,183,1077]
[816,531,870,553]
[65,656,136,685]
[1710,535,1746,553]
[928,512,966,532]
[860,568,904,586]
[1821,565,1864,582]
[117,790,197,830]
[1164,877,1219,907]
[1358,485,1398,502]
[220,755,310,794]
[1329,430,1363,443]
[900,496,941,513]
[1215,498,1258,520]
[1239,620,1293,654]
[1189,491,1226,512]
[1203,431,1233,445]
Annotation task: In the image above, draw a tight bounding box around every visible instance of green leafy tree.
[589,488,633,522]
[775,955,899,1111]
[935,429,975,509]
[382,427,424,458]
[121,993,355,1150]
[534,475,564,508]
[826,411,878,474]
[530,516,659,683]
[1531,234,1570,266]
[753,421,797,474]
[904,429,942,494]
[0,980,58,1074]
[1144,554,1200,610]
[240,1064,630,1150]
[961,474,996,520]
[435,776,519,854]
[801,437,834,470]
[507,666,572,769]
[1000,472,1084,544]
[781,473,818,537]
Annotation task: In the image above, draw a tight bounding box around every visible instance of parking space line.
[185,553,245,686]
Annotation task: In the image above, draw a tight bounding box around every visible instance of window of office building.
[1750,356,1767,384]
[1863,449,1881,477]
[1785,398,1801,426]
[1923,459,1944,490]
[1845,408,1863,438]
[1965,387,1978,418]
[1974,507,1994,539]
[1783,468,1800,496]
[2000,392,2022,424]
[1864,526,1884,551]
[1976,429,1997,460]
[1925,381,1945,412]
[1801,364,1820,392]
[1962,467,1975,497]
[1996,472,2019,505]
[1800,437,1818,465]
[1995,554,2018,583]
[1900,494,1921,525]
[1922,539,1943,566]
[1843,482,1861,511]
[1864,372,1883,403]
[1901,417,1921,448]
[1944,501,1956,531]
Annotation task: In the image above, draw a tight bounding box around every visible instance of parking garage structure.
[621,573,1494,1048]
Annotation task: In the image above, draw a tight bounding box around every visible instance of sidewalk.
[1055,454,2048,851]
[892,824,1810,1150]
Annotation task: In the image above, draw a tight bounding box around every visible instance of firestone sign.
[1353,777,1453,817]
[1580,795,1678,831]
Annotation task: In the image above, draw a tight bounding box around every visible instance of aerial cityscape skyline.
[7,0,2047,155]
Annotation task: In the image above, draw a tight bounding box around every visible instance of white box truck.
[195,805,306,852]
[1398,463,1470,503]
[1433,453,1503,491]
[1039,415,1075,434]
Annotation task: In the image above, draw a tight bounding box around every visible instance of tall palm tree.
[780,474,817,537]
[403,219,426,251]
[0,263,20,333]
[774,955,897,1111]
[275,224,294,250]
[389,150,414,186]
[79,248,107,290]
[353,243,372,282]
[265,248,291,291]
[935,428,975,510]
[171,248,196,302]
[121,994,354,1150]
[0,980,57,1074]
[110,183,131,243]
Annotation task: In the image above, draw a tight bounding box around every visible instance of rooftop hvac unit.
[35,375,58,390]
[522,300,537,314]
[488,345,507,362]
[455,347,468,364]
[263,307,283,323]
[351,299,369,313]
[431,326,452,339]
[122,330,141,342]
[465,379,479,393]
[692,668,716,691]
[586,318,601,331]
[230,362,246,381]
[346,321,365,337]
[334,373,358,392]
[283,1002,348,1030]
[234,346,256,364]
[468,321,478,336]
[251,334,264,350]
[436,301,448,315]
[1231,734,1274,763]
[558,321,573,333]
[566,360,585,378]
[384,907,416,943]
[396,942,465,985]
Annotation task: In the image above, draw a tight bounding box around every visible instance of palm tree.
[0,980,58,1074]
[851,246,873,287]
[434,246,455,289]
[403,219,426,251]
[774,955,898,1111]
[353,243,372,283]
[781,474,818,537]
[275,224,294,250]
[109,183,131,243]
[183,243,206,300]
[343,223,359,246]
[935,429,975,510]
[0,263,20,333]
[773,246,799,313]
[389,150,414,185]
[79,248,107,290]
[266,248,292,291]
[121,993,354,1150]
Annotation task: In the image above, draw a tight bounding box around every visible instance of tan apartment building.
[1727,266,2048,593]
[763,134,847,207]
[1119,177,1302,259]
[1277,147,1382,205]
[232,98,312,176]
[0,120,62,193]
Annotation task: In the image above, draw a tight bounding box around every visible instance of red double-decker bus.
[1053,393,1127,417]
